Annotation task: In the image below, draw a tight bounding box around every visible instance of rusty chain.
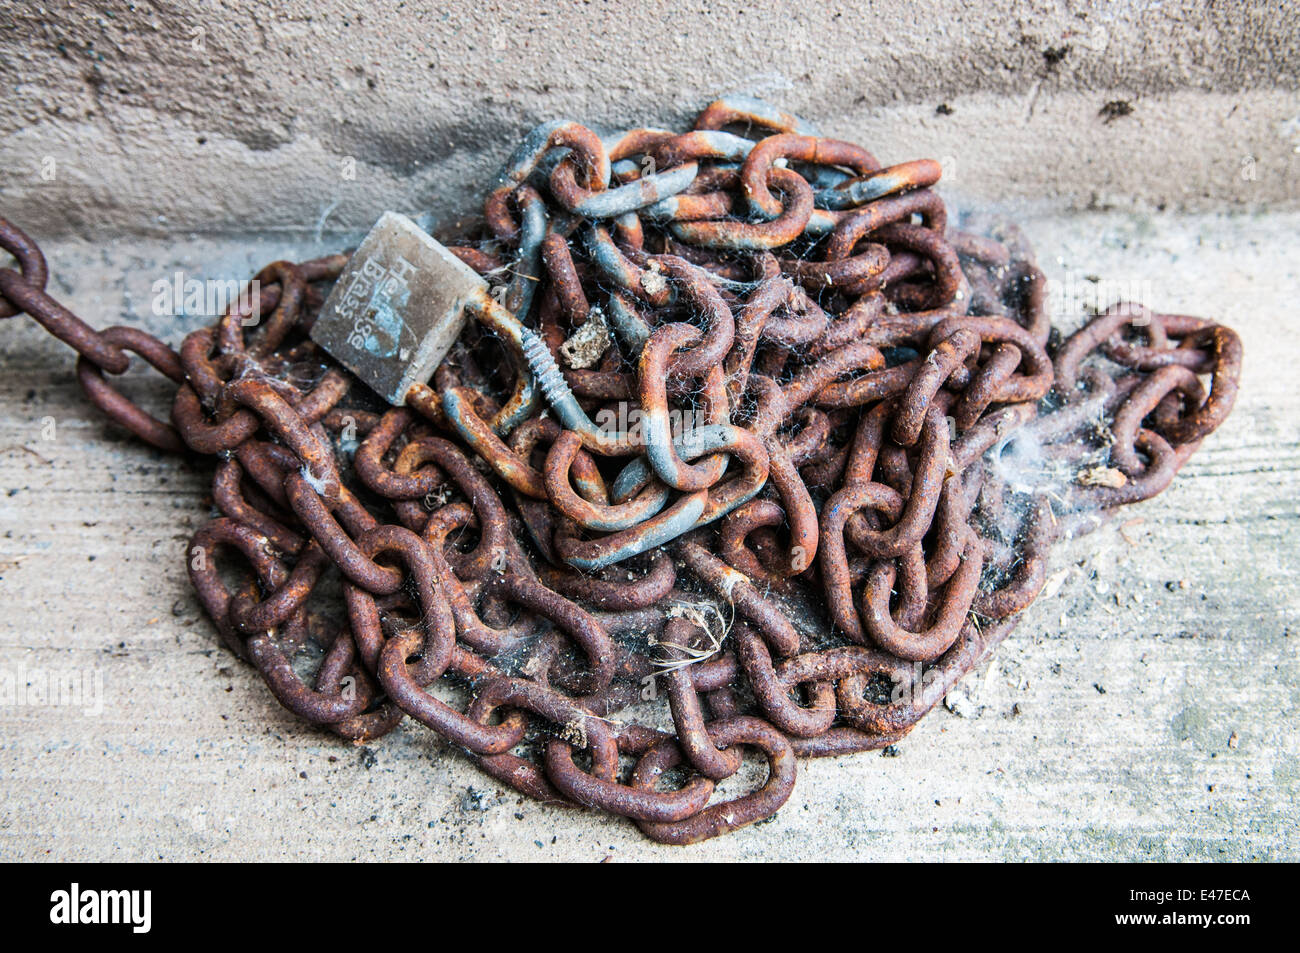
[0,96,1242,844]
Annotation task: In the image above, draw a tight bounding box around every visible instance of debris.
[1099,99,1135,123]
[559,306,611,369]
[1077,466,1128,488]
[944,690,980,719]
[1042,566,1071,600]
[1119,517,1145,545]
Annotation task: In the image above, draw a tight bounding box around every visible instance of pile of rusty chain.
[0,96,1241,844]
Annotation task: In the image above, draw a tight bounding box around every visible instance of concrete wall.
[1,0,1298,236]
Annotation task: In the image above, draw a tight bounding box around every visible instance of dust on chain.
[0,97,1242,844]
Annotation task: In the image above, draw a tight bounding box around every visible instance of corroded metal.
[0,97,1242,844]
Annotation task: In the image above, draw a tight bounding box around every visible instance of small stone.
[1076,466,1127,488]
[944,689,979,718]
[641,263,668,297]
[559,306,611,369]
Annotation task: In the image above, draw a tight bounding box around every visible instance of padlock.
[312,212,611,456]
[310,211,489,405]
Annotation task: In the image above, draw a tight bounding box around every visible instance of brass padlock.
[310,211,487,405]
[312,211,611,459]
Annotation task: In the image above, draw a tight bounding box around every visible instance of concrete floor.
[0,207,1296,861]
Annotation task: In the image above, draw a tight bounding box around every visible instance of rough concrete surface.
[0,0,1297,862]
[1,0,1299,236]
[0,206,1296,861]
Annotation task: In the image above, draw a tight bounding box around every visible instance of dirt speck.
[560,307,611,369]
[1099,99,1135,123]
[1043,46,1070,68]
